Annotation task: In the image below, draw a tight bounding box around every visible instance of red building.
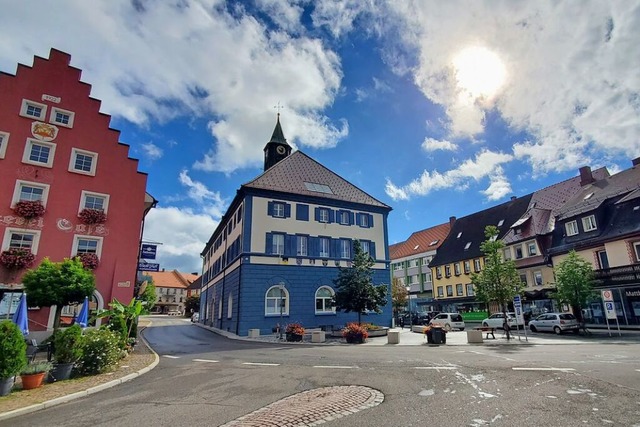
[0,49,154,331]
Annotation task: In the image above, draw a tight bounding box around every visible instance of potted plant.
[0,320,28,396]
[13,200,45,219]
[0,248,35,270]
[50,324,84,382]
[20,361,52,390]
[75,252,99,270]
[342,322,369,344]
[285,323,305,342]
[78,208,107,225]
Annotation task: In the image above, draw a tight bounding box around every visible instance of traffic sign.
[604,301,617,320]
[601,290,613,302]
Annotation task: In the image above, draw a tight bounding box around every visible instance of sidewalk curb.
[0,324,160,422]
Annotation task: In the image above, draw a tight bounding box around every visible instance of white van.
[429,313,466,331]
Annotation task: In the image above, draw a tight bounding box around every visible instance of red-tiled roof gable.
[389,222,451,260]
[146,270,198,289]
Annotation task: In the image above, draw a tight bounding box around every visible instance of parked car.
[481,312,519,329]
[528,313,579,334]
[191,312,200,323]
[429,313,465,331]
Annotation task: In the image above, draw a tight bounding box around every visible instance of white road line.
[162,355,180,359]
[313,365,357,369]
[193,359,219,363]
[414,366,457,370]
[512,367,575,372]
[242,362,280,366]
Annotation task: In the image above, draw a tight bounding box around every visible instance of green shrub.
[21,361,52,375]
[77,328,120,375]
[106,315,128,349]
[53,324,84,364]
[0,320,27,379]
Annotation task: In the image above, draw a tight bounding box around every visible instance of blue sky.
[2,1,639,274]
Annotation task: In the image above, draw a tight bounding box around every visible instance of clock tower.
[263,114,291,171]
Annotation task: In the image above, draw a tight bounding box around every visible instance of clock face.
[276,145,286,155]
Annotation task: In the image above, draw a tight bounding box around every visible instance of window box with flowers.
[285,323,305,342]
[342,322,369,344]
[76,253,99,270]
[0,248,35,270]
[78,208,107,225]
[13,200,45,219]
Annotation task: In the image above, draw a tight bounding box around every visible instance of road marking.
[162,355,180,359]
[193,359,219,363]
[242,362,280,366]
[313,365,357,369]
[512,367,575,372]
[414,366,457,370]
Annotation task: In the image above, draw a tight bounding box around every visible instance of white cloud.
[140,142,163,160]
[386,149,513,200]
[255,0,304,33]
[421,137,457,152]
[0,0,346,173]
[178,170,227,218]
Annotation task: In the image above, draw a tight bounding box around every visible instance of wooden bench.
[474,327,496,339]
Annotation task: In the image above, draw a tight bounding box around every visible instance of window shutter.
[355,212,361,226]
[332,239,339,258]
[328,210,335,223]
[267,201,274,216]
[370,242,376,260]
[296,204,309,221]
[310,237,319,257]
[265,233,273,254]
[368,214,374,228]
[284,203,291,218]
[348,211,354,225]
[314,207,320,222]
[285,235,294,256]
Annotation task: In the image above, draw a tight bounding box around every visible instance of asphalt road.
[6,316,640,427]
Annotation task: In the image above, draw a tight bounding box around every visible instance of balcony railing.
[594,264,640,287]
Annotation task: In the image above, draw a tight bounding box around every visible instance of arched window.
[315,286,335,314]
[265,286,288,315]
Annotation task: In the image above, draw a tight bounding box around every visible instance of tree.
[22,257,96,330]
[137,281,157,311]
[332,240,388,325]
[551,250,596,332]
[184,295,200,314]
[470,226,524,340]
[391,277,408,317]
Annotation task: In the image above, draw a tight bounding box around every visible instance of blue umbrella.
[76,296,89,328]
[12,293,29,336]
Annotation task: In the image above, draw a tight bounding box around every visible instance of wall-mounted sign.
[140,244,157,260]
[138,262,160,272]
[117,281,131,288]
[42,94,61,103]
[31,121,59,141]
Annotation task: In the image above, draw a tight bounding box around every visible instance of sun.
[452,46,506,99]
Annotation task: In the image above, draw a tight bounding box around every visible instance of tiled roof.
[243,150,390,209]
[430,194,533,266]
[389,222,451,260]
[146,270,199,289]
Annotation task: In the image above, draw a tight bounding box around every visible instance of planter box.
[311,331,325,343]
[248,329,260,338]
[387,330,400,344]
[466,330,483,343]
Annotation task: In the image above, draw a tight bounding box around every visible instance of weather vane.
[273,101,284,118]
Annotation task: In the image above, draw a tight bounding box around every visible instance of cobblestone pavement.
[220,386,384,427]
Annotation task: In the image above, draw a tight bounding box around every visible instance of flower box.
[0,248,35,270]
[285,323,305,341]
[78,208,107,225]
[13,200,45,219]
[342,322,369,344]
[76,253,99,270]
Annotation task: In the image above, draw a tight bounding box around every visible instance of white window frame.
[339,211,349,225]
[49,107,75,128]
[474,259,481,272]
[445,265,451,277]
[634,242,640,262]
[2,228,42,254]
[565,220,579,236]
[265,286,289,316]
[503,248,512,260]
[359,214,369,227]
[296,235,308,256]
[12,180,50,207]
[582,215,597,232]
[446,285,453,297]
[69,148,98,176]
[527,241,537,256]
[514,245,524,259]
[463,260,471,273]
[71,235,103,258]
[454,263,461,275]
[456,283,463,296]
[22,138,56,168]
[437,286,444,297]
[466,283,474,296]
[273,202,285,218]
[533,270,543,286]
[315,286,335,314]
[0,131,9,159]
[319,237,330,258]
[340,239,351,259]
[79,190,110,214]
[272,234,284,255]
[361,241,370,256]
[319,208,329,223]
[20,99,47,120]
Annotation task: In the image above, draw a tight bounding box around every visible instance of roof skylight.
[304,182,333,194]
[429,239,439,246]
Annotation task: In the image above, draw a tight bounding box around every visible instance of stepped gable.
[243,150,390,209]
[389,222,451,260]
[429,194,533,266]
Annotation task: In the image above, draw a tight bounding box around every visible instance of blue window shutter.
[355,212,361,226]
[310,237,319,256]
[296,204,309,221]
[265,233,273,254]
[267,201,274,217]
[314,207,320,221]
[370,242,376,260]
[348,211,355,225]
[328,210,335,223]
[332,239,339,258]
[368,214,374,228]
[285,235,294,256]
[284,203,291,218]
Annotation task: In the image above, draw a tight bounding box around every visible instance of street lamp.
[279,283,286,341]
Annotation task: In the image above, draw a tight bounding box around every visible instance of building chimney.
[449,216,456,228]
[510,196,517,201]
[632,157,640,167]
[579,166,594,186]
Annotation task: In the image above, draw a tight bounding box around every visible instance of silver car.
[528,313,579,334]
[429,313,466,331]
[481,312,519,329]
